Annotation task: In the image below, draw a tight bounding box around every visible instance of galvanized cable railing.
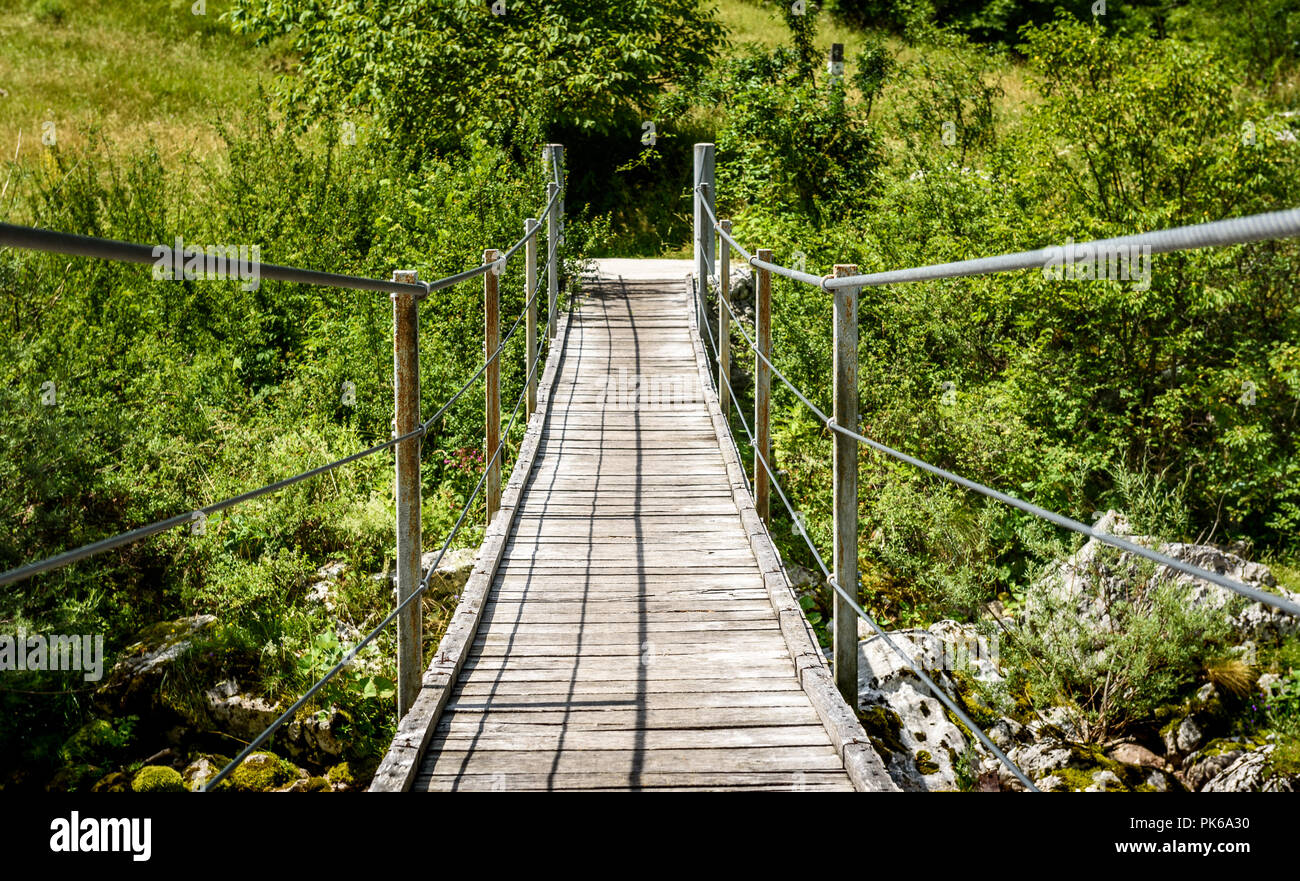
[0,162,565,589]
[692,142,1300,789]
[1,144,572,787]
[204,306,555,790]
[689,268,1039,790]
[694,183,1300,619]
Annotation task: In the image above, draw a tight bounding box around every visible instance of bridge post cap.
[392,269,427,298]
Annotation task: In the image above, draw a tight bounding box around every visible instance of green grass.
[0,0,284,165]
[710,0,1036,143]
[715,0,879,56]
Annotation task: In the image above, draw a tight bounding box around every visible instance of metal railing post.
[525,218,539,418]
[391,269,422,719]
[693,143,715,336]
[484,250,501,524]
[545,144,564,341]
[755,248,772,523]
[832,263,860,705]
[718,219,732,419]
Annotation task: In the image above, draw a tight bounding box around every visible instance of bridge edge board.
[368,302,577,792]
[683,274,899,793]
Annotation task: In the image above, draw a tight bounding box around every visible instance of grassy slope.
[0,0,282,166]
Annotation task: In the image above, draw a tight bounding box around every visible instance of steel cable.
[205,304,557,790]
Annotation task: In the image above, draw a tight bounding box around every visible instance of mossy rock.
[182,754,232,792]
[228,752,298,792]
[857,705,907,758]
[1052,766,1131,793]
[327,762,354,787]
[91,770,133,793]
[132,765,185,793]
[305,776,331,792]
[1193,736,1267,761]
[914,750,940,776]
[60,719,134,765]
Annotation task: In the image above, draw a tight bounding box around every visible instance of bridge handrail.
[0,143,569,788]
[696,184,1300,619]
[0,156,563,588]
[690,275,1039,791]
[692,142,1300,790]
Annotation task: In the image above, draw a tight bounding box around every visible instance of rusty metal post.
[693,143,715,337]
[391,269,422,719]
[754,248,772,524]
[832,263,859,704]
[525,218,539,418]
[718,220,731,419]
[484,250,501,524]
[544,144,564,341]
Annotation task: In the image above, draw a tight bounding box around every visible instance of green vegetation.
[131,765,185,792]
[2,0,1299,789]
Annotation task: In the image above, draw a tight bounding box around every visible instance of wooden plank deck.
[375,269,894,792]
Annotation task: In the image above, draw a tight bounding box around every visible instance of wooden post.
[828,42,845,79]
[832,263,859,705]
[391,269,422,719]
[544,144,564,341]
[525,217,539,419]
[693,143,715,335]
[754,248,772,524]
[717,219,732,419]
[484,250,501,524]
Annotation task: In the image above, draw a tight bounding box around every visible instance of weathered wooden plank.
[451,677,805,696]
[420,747,847,776]
[437,705,825,730]
[478,609,779,625]
[473,621,780,636]
[427,725,833,751]
[443,691,814,711]
[412,771,853,791]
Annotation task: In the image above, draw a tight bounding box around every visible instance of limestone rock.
[182,755,224,792]
[857,621,1003,791]
[1154,544,1299,641]
[1033,510,1298,642]
[1108,742,1163,770]
[203,679,345,764]
[306,561,347,612]
[1182,747,1246,791]
[421,546,478,594]
[1202,745,1297,792]
[1175,716,1204,754]
[1085,769,1123,792]
[204,679,280,737]
[95,615,217,712]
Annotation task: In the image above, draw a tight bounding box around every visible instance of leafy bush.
[226,0,723,156]
[1006,563,1235,742]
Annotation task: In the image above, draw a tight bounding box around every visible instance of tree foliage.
[227,0,724,154]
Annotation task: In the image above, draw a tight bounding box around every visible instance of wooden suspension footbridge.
[370,260,897,792]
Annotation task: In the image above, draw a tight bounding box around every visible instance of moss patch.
[132,765,185,793]
[327,762,354,787]
[228,753,297,792]
[858,705,907,759]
